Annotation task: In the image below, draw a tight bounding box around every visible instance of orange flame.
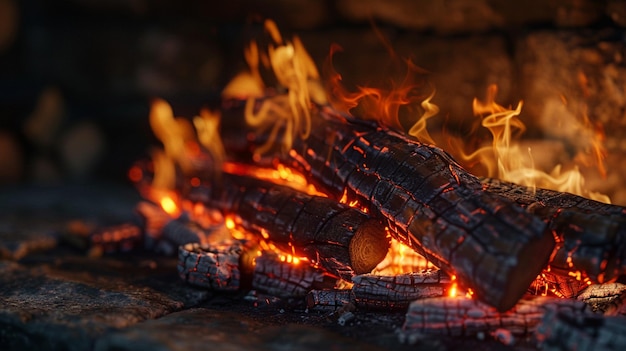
[225,19,325,158]
[324,44,437,145]
[371,238,435,275]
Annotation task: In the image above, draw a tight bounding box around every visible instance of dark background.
[1,0,625,203]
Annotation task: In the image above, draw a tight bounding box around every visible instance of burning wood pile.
[87,20,626,349]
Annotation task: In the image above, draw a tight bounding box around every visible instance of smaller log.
[186,172,390,280]
[252,251,338,298]
[577,283,626,315]
[135,201,171,250]
[402,295,591,337]
[306,289,354,311]
[89,223,143,255]
[352,270,452,310]
[178,242,243,291]
[536,306,626,351]
[154,216,219,256]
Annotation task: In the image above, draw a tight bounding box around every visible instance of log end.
[349,220,390,274]
[497,229,556,312]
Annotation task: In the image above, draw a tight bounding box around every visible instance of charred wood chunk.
[577,283,626,315]
[252,251,337,298]
[178,242,242,291]
[89,223,143,254]
[536,306,626,351]
[186,172,389,281]
[481,177,626,284]
[402,295,591,338]
[306,289,354,311]
[352,270,451,310]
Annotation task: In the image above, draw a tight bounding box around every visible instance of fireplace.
[1,1,626,351]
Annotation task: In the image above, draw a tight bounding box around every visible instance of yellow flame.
[222,162,324,196]
[371,238,435,275]
[193,108,226,178]
[149,99,196,175]
[325,44,437,144]
[160,195,179,216]
[463,85,609,203]
[224,19,325,158]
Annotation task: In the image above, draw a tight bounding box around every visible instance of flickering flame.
[222,161,323,196]
[193,108,225,179]
[371,238,435,275]
[224,19,326,158]
[462,85,610,203]
[449,275,458,297]
[325,44,437,145]
[160,195,179,216]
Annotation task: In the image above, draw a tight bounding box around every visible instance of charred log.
[402,295,592,337]
[251,251,337,298]
[351,270,451,310]
[186,172,389,280]
[482,177,626,285]
[221,100,554,312]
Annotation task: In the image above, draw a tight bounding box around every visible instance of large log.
[186,172,389,280]
[220,100,554,312]
[482,177,626,285]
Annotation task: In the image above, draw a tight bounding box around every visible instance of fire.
[224,19,326,158]
[372,238,435,275]
[324,43,437,145]
[459,84,610,203]
[159,195,179,216]
[222,162,323,196]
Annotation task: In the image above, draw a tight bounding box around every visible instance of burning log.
[402,295,592,338]
[186,172,389,280]
[307,270,451,311]
[177,242,243,291]
[482,177,626,285]
[536,306,626,351]
[351,269,451,310]
[220,101,554,311]
[251,251,337,298]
